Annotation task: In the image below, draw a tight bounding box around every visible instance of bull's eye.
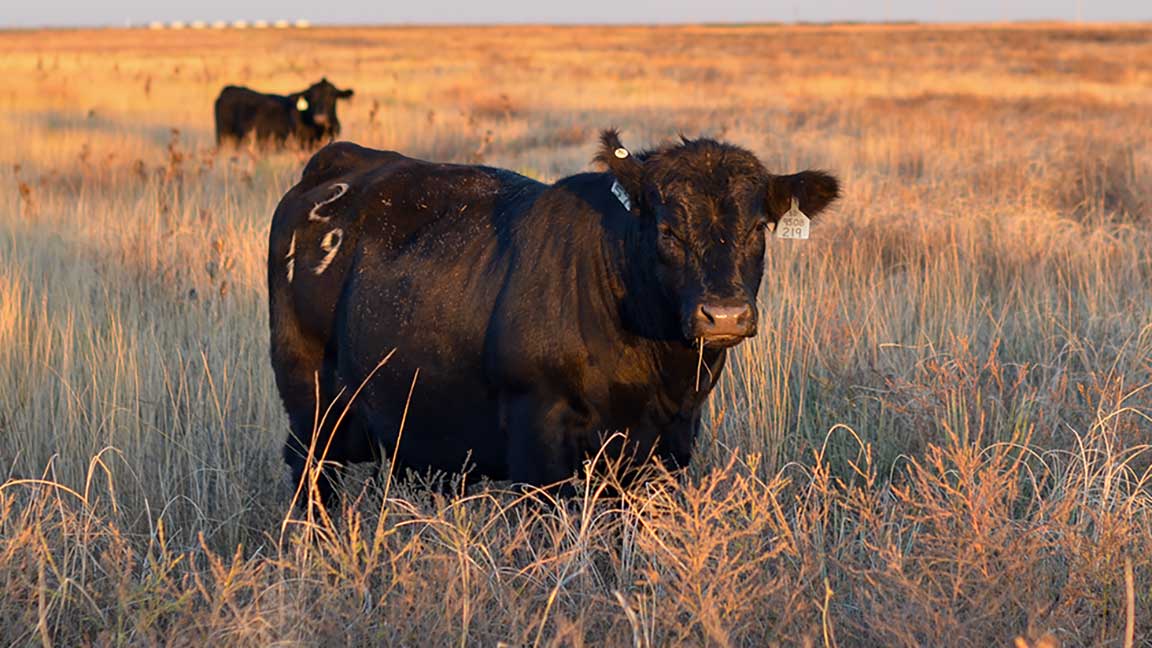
[657,224,687,262]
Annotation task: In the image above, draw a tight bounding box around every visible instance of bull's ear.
[765,170,840,223]
[593,128,645,204]
[339,88,354,99]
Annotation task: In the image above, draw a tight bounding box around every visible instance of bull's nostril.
[699,305,717,324]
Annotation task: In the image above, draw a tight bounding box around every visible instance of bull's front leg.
[501,392,591,494]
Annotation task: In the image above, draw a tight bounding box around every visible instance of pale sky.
[4,0,1148,28]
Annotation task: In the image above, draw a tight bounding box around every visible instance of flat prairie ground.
[1,23,1151,646]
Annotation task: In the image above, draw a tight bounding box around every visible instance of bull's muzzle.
[691,301,756,347]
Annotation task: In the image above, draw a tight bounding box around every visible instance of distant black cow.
[214,78,353,148]
[268,130,840,503]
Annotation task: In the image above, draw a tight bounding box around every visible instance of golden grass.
[1,22,1151,646]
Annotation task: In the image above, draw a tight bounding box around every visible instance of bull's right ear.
[594,129,645,206]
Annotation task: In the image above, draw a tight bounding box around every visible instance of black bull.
[214,78,353,148]
[268,130,840,502]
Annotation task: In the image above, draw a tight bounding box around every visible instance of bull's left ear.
[593,128,645,209]
[765,170,840,223]
[339,88,355,99]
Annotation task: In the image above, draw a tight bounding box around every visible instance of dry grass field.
[1,22,1151,646]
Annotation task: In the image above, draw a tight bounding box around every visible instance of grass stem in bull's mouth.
[696,336,705,392]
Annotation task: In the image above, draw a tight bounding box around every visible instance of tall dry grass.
[1,23,1151,646]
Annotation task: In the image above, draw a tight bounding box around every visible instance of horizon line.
[5,17,1152,31]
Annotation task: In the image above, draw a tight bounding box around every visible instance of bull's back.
[270,142,535,346]
[215,86,290,142]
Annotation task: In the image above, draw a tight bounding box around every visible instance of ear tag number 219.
[775,197,810,240]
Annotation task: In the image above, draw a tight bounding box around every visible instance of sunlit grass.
[1,22,1150,646]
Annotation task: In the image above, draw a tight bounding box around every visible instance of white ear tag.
[296,97,309,111]
[775,197,810,240]
[611,180,632,211]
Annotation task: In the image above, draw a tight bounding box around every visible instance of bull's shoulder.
[548,172,627,214]
[377,162,535,208]
[511,172,631,240]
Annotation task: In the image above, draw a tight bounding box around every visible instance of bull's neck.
[601,197,673,343]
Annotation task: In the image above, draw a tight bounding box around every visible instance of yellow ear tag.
[296,97,309,111]
[775,197,810,240]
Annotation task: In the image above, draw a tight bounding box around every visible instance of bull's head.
[294,77,354,137]
[597,129,840,349]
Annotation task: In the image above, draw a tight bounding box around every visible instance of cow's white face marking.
[308,182,348,222]
[285,232,297,282]
[296,96,309,112]
[313,228,343,275]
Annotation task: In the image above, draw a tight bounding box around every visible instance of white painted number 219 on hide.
[286,182,349,283]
